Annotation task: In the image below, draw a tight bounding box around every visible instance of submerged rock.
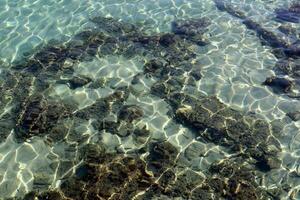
[23,190,65,200]
[274,58,300,77]
[88,78,106,89]
[78,143,107,164]
[275,9,300,23]
[34,46,68,66]
[151,77,185,99]
[1,14,287,199]
[190,69,202,81]
[139,155,274,200]
[146,141,179,176]
[214,0,247,19]
[23,140,275,200]
[168,169,204,198]
[283,41,300,58]
[159,33,179,47]
[61,155,154,200]
[275,2,300,23]
[15,95,73,141]
[207,159,271,200]
[170,93,281,171]
[263,76,293,93]
[90,16,138,36]
[243,19,289,49]
[278,24,297,36]
[118,105,144,122]
[58,76,92,89]
[172,18,211,36]
[75,88,129,121]
[287,111,300,121]
[171,18,211,45]
[143,59,166,74]
[213,1,294,59]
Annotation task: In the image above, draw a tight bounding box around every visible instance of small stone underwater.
[0,0,300,199]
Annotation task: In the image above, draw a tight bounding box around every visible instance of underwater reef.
[0,13,293,200]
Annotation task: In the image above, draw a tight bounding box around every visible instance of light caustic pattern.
[0,0,299,199]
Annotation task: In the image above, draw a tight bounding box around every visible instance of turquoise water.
[0,0,299,199]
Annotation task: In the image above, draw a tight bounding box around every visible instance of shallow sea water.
[0,0,300,199]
